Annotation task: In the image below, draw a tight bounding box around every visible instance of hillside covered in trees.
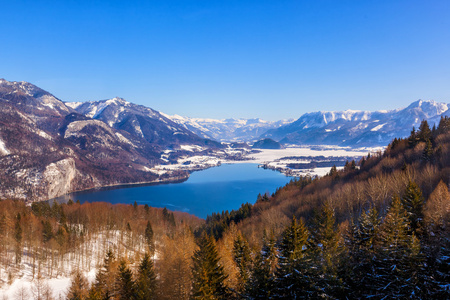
[1,117,449,299]
[197,117,450,299]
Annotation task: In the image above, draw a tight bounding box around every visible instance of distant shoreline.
[49,174,190,204]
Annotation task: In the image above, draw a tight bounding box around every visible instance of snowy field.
[234,146,376,177]
[148,145,380,178]
[234,146,375,164]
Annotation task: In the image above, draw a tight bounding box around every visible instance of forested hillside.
[0,79,219,202]
[0,200,202,299]
[1,117,449,299]
[199,117,450,299]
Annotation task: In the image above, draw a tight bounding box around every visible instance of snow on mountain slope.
[163,114,294,142]
[263,100,449,147]
[0,79,189,202]
[0,78,71,117]
[68,98,219,148]
[0,138,9,155]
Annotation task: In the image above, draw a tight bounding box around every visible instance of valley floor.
[151,145,378,178]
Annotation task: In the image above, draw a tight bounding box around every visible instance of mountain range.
[163,114,293,142]
[157,99,450,147]
[0,78,449,201]
[0,79,218,202]
[262,100,449,146]
[157,100,450,147]
[66,98,220,149]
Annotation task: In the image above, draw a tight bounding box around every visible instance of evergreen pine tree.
[275,216,315,299]
[344,161,350,172]
[116,260,137,300]
[328,165,338,178]
[437,116,450,135]
[402,180,425,235]
[418,119,432,142]
[232,234,252,291]
[359,157,366,168]
[136,252,157,300]
[432,236,450,298]
[372,195,424,298]
[310,202,346,298]
[346,207,380,298]
[431,123,437,138]
[169,212,176,227]
[90,249,116,299]
[145,221,155,256]
[191,235,229,299]
[67,270,89,300]
[422,138,434,161]
[408,127,418,148]
[246,230,277,299]
[42,220,53,242]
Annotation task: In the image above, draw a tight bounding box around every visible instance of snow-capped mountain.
[0,78,71,118]
[0,79,217,202]
[1,77,449,201]
[263,100,449,146]
[163,114,294,142]
[67,98,219,148]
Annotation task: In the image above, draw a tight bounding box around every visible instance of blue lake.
[56,163,292,219]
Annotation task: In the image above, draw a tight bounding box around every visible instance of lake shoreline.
[50,174,191,204]
[49,163,293,219]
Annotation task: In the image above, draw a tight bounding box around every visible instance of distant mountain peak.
[0,78,70,116]
[405,99,448,118]
[262,99,449,147]
[165,115,294,142]
[67,96,214,148]
[104,97,128,104]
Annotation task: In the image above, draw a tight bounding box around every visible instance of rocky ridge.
[0,79,214,202]
[263,100,450,146]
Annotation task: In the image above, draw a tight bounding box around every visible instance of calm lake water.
[55,163,292,219]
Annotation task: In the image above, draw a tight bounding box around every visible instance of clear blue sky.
[1,0,449,120]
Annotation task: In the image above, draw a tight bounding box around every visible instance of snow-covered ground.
[0,138,10,156]
[233,146,374,177]
[151,155,222,174]
[233,146,375,165]
[147,145,379,178]
[0,230,154,299]
[0,268,96,299]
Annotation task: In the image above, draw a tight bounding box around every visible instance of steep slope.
[0,80,189,202]
[67,98,220,149]
[262,100,449,146]
[164,114,293,142]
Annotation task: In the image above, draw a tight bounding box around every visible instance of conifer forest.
[1,118,450,299]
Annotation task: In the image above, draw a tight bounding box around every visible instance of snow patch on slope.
[0,138,10,155]
[371,123,387,131]
[64,120,114,139]
[114,132,134,146]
